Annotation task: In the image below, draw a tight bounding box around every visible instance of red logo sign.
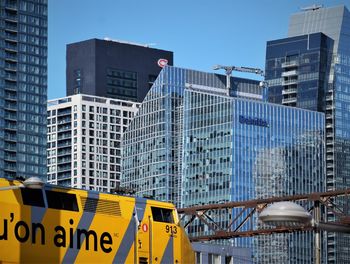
[142,223,148,232]
[157,59,168,68]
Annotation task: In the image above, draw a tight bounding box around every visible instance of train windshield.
[151,207,174,223]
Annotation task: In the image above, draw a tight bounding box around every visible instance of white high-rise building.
[47,94,139,192]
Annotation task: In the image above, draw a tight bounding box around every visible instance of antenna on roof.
[300,4,323,11]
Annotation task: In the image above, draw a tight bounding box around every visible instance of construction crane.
[213,65,265,96]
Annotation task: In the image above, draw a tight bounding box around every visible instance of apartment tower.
[0,0,47,179]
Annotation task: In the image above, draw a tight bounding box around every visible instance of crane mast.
[213,64,265,96]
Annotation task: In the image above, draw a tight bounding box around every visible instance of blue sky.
[48,0,349,99]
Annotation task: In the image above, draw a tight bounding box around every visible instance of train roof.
[0,177,175,208]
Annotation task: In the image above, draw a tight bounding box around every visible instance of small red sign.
[142,223,148,232]
[157,59,168,68]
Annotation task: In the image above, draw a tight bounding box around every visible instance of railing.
[4,63,17,71]
[57,125,71,132]
[5,43,17,51]
[281,70,298,77]
[57,157,71,164]
[57,118,71,124]
[5,113,17,120]
[282,97,297,104]
[282,88,297,95]
[57,149,71,156]
[4,93,17,100]
[5,53,17,61]
[4,143,16,151]
[57,141,71,148]
[4,33,17,42]
[4,163,16,171]
[5,3,18,10]
[5,13,17,20]
[281,60,299,68]
[5,23,17,31]
[4,133,16,141]
[282,79,298,85]
[4,102,17,110]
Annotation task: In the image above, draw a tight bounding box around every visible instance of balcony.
[5,32,18,42]
[4,133,16,142]
[57,108,72,116]
[5,53,17,62]
[5,42,17,51]
[57,125,71,132]
[326,95,333,101]
[5,3,18,11]
[4,142,16,152]
[4,23,18,32]
[326,132,334,138]
[57,141,71,148]
[327,163,335,169]
[282,97,297,104]
[5,80,17,90]
[326,104,334,110]
[5,112,17,120]
[4,163,16,172]
[4,153,16,161]
[57,165,71,173]
[282,79,298,86]
[282,88,297,95]
[4,93,17,101]
[57,149,71,156]
[57,133,71,140]
[326,155,334,161]
[4,101,16,110]
[57,118,71,125]
[4,12,17,22]
[4,73,17,82]
[281,70,298,77]
[57,157,71,164]
[326,139,334,145]
[327,170,334,176]
[57,173,72,180]
[282,60,299,68]
[5,63,17,72]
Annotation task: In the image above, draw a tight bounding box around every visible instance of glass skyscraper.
[0,0,47,179]
[121,66,262,206]
[122,66,325,262]
[182,86,324,262]
[265,5,350,263]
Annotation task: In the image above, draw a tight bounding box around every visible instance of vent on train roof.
[80,197,121,216]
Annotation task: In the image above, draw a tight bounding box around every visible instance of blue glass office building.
[122,66,325,262]
[265,5,350,263]
[122,66,262,206]
[182,86,324,262]
[0,0,47,179]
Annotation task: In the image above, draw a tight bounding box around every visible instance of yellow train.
[0,177,194,263]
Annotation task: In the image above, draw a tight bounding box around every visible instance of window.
[21,188,45,207]
[151,207,174,223]
[45,190,79,211]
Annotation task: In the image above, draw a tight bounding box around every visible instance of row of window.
[22,188,174,224]
[47,107,133,118]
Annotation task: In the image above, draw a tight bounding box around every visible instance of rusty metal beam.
[178,188,350,241]
[177,188,350,214]
[189,226,314,241]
